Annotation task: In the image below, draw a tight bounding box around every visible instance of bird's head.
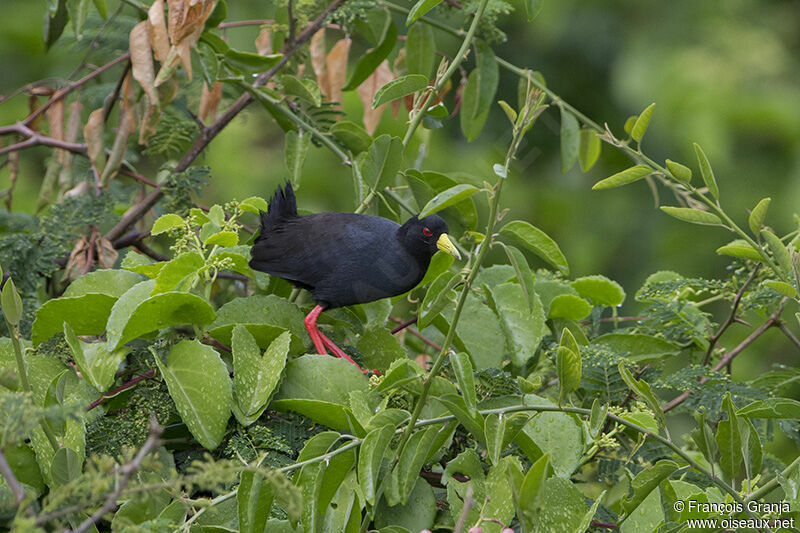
[399,214,461,260]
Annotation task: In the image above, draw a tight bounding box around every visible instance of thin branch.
[218,19,275,29]
[777,321,800,351]
[0,448,26,507]
[0,123,88,156]
[702,265,760,365]
[86,370,156,412]
[69,419,163,533]
[389,315,443,351]
[390,316,418,334]
[452,485,475,533]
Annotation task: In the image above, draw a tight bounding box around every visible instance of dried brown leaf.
[130,21,158,105]
[46,100,67,164]
[357,60,393,134]
[64,181,91,199]
[199,81,223,123]
[96,237,119,269]
[148,0,170,63]
[66,236,90,281]
[326,37,351,106]
[83,108,106,177]
[58,101,83,192]
[255,28,272,55]
[310,29,328,97]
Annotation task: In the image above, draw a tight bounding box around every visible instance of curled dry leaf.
[161,0,216,83]
[46,100,67,164]
[326,37,351,107]
[148,0,170,63]
[83,108,106,178]
[96,237,119,269]
[255,28,272,56]
[357,60,393,134]
[130,20,158,106]
[199,81,223,123]
[101,74,137,186]
[310,29,328,98]
[64,181,91,199]
[57,100,83,195]
[65,236,90,281]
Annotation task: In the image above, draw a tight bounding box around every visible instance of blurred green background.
[2,1,799,398]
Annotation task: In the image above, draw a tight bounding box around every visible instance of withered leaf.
[357,60,393,134]
[83,108,106,177]
[148,0,170,63]
[199,81,223,123]
[326,37,351,106]
[130,21,158,105]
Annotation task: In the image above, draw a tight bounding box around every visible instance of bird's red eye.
[422,227,432,237]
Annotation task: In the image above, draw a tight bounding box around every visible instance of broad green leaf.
[232,327,290,426]
[450,352,476,416]
[547,294,591,320]
[1,278,23,326]
[740,417,762,482]
[330,121,372,154]
[106,280,216,351]
[151,213,184,235]
[238,470,274,533]
[500,244,535,312]
[484,413,505,465]
[570,275,625,307]
[239,196,269,214]
[589,400,608,439]
[631,102,655,143]
[593,333,679,364]
[374,478,436,531]
[343,21,397,91]
[665,159,692,184]
[356,327,407,372]
[224,49,282,73]
[535,476,587,532]
[691,409,716,468]
[152,251,204,294]
[373,75,428,108]
[275,355,368,405]
[64,323,128,393]
[63,269,144,298]
[739,398,800,419]
[660,206,722,226]
[592,165,651,190]
[560,108,579,173]
[519,453,549,522]
[358,424,395,504]
[317,446,356,514]
[405,23,435,78]
[51,447,82,486]
[418,184,478,218]
[44,0,68,50]
[577,490,606,533]
[353,6,390,44]
[693,143,719,200]
[618,363,665,428]
[406,0,444,24]
[32,293,117,346]
[761,229,793,273]
[67,0,90,39]
[393,427,439,504]
[280,74,321,106]
[716,392,742,481]
[499,220,569,275]
[716,240,763,261]
[460,43,499,142]
[154,339,232,450]
[439,293,505,370]
[360,135,403,189]
[204,0,226,28]
[578,128,601,172]
[207,295,306,351]
[749,197,771,236]
[197,41,219,85]
[285,130,311,189]
[418,250,454,287]
[620,460,678,517]
[271,398,365,435]
[204,231,239,248]
[418,271,457,329]
[556,346,580,405]
[765,280,797,297]
[434,394,485,446]
[522,394,583,477]
[488,283,546,367]
[404,169,479,233]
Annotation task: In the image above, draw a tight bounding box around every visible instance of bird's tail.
[259,182,298,232]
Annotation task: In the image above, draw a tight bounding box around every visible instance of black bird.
[249,183,461,373]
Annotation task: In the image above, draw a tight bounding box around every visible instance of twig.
[0,448,26,507]
[452,485,474,533]
[202,338,232,353]
[390,316,418,333]
[702,265,760,365]
[218,19,275,29]
[389,316,442,351]
[68,419,163,533]
[0,123,88,157]
[86,369,156,411]
[777,321,800,351]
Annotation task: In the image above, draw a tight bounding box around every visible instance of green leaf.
[578,128,601,172]
[693,143,719,200]
[343,21,398,91]
[330,121,372,154]
[238,470,274,533]
[660,206,722,226]
[560,108,580,173]
[593,333,679,364]
[280,75,321,107]
[106,280,216,351]
[151,214,184,235]
[32,293,117,346]
[522,395,584,477]
[500,244,536,312]
[592,165,652,190]
[749,197,771,236]
[665,159,692,184]
[498,100,517,124]
[361,135,403,190]
[691,409,716,468]
[631,103,655,143]
[224,49,282,74]
[232,327,290,426]
[484,413,505,465]
[285,130,311,189]
[620,460,679,517]
[740,417,762,482]
[716,240,763,261]
[405,23,435,78]
[271,398,365,434]
[418,184,479,218]
[66,0,90,39]
[460,43,499,142]
[418,271,458,329]
[556,346,580,405]
[91,0,107,18]
[764,280,797,297]
[739,398,800,419]
[154,339,232,450]
[499,220,569,275]
[434,394,485,445]
[394,427,439,504]
[406,0,444,24]
[716,392,742,481]
[570,275,625,307]
[275,355,367,405]
[519,453,549,521]
[547,294,591,320]
[51,447,82,486]
[204,230,239,248]
[356,327,407,372]
[196,41,220,85]
[358,424,396,505]
[589,400,608,439]
[488,283,546,367]
[618,363,665,428]
[524,0,543,20]
[64,323,128,393]
[440,292,506,370]
[207,295,306,351]
[450,352,476,416]
[239,196,269,214]
[373,75,428,108]
[761,229,793,273]
[64,269,144,298]
[1,278,23,326]
[152,251,204,294]
[418,250,454,287]
[44,0,68,50]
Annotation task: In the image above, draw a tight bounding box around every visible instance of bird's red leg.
[304,305,328,355]
[317,331,368,374]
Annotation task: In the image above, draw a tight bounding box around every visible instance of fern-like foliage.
[143,108,200,160]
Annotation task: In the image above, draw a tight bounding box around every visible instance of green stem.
[401,0,490,147]
[745,454,800,503]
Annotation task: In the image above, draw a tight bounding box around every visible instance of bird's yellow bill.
[436,233,461,259]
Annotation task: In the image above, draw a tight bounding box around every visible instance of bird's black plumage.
[249,183,454,309]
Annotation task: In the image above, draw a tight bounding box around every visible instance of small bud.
[468,528,483,533]
[502,529,515,533]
